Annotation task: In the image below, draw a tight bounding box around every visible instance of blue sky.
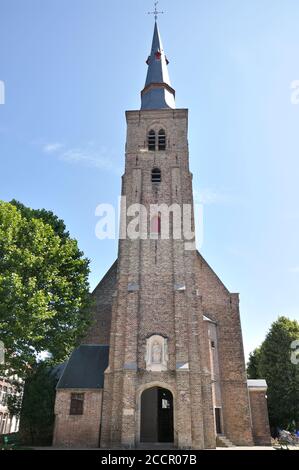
[0,0,299,359]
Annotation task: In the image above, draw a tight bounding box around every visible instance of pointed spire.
[141,21,176,110]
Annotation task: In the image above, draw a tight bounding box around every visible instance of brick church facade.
[53,20,270,449]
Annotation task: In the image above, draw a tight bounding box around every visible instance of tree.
[18,364,58,445]
[247,316,299,431]
[10,200,69,241]
[0,201,91,379]
[247,347,262,379]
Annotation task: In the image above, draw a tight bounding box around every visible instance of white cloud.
[42,142,121,174]
[193,188,232,205]
[43,142,64,153]
[61,148,119,173]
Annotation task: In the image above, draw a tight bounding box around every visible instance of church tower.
[100,19,216,449]
[53,16,271,450]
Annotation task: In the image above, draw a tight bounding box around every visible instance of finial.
[148,1,164,22]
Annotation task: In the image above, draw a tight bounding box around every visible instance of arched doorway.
[140,387,174,443]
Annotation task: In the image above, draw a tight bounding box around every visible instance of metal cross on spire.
[148,1,164,22]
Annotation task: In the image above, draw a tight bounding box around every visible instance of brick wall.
[53,389,102,448]
[249,389,271,445]
[83,261,117,345]
[195,253,254,446]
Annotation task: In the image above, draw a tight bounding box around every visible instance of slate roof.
[56,345,109,390]
[51,362,67,380]
[144,21,172,89]
[141,21,176,110]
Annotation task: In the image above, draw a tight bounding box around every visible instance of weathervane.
[148,1,164,21]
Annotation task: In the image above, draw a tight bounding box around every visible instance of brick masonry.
[249,389,271,445]
[84,261,117,345]
[53,389,103,448]
[53,108,270,448]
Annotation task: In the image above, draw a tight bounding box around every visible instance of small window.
[211,341,215,349]
[148,130,156,151]
[158,129,166,151]
[151,168,161,183]
[70,393,84,415]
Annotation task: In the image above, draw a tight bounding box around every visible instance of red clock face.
[155,51,162,60]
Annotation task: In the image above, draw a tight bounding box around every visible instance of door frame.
[214,406,223,435]
[136,382,177,446]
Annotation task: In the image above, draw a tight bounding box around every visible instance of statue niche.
[145,335,168,371]
[152,341,162,364]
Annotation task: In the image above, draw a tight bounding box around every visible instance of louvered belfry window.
[151,168,161,183]
[158,129,166,150]
[148,130,156,151]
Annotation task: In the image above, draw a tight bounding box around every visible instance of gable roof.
[91,259,117,295]
[56,345,109,390]
[196,250,230,294]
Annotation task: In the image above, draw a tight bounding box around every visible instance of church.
[53,18,271,449]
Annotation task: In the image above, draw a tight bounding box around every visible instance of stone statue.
[152,341,162,364]
[145,335,168,371]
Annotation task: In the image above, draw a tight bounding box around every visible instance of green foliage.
[7,380,23,418]
[18,364,58,445]
[0,432,19,449]
[0,200,92,378]
[247,347,262,379]
[247,316,299,431]
[10,200,69,241]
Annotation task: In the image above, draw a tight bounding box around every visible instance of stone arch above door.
[136,382,177,446]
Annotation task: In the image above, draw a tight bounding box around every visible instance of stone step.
[216,435,237,448]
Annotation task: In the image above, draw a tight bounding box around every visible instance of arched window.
[158,129,166,151]
[151,167,161,183]
[148,130,156,151]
